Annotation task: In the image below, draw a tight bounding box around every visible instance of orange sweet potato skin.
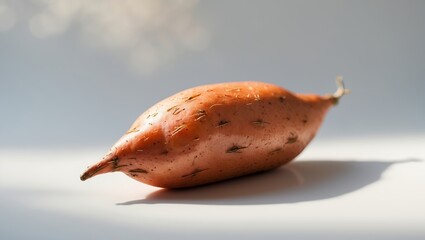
[82,81,334,188]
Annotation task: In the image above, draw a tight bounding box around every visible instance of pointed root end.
[80,155,119,181]
[80,165,99,181]
[80,172,90,181]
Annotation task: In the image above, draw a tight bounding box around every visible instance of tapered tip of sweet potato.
[80,171,91,181]
[80,154,119,181]
[80,166,97,181]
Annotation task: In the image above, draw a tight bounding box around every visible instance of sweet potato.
[81,77,349,188]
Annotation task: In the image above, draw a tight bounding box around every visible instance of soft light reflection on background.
[28,0,209,74]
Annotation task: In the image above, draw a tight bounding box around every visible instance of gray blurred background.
[1,0,424,148]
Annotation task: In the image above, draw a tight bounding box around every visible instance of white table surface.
[1,135,424,239]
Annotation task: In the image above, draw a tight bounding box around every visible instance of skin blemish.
[254,93,261,101]
[182,168,208,178]
[226,144,247,153]
[114,164,128,170]
[126,127,139,134]
[269,147,283,155]
[217,120,230,127]
[209,103,223,109]
[167,105,179,112]
[109,156,120,169]
[193,109,207,121]
[173,107,185,115]
[161,150,169,155]
[286,132,298,144]
[185,93,202,102]
[129,168,148,174]
[251,119,270,126]
[171,124,187,136]
[279,96,286,103]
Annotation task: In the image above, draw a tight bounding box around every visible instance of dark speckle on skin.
[286,132,298,144]
[109,156,120,169]
[269,147,283,155]
[217,120,230,127]
[173,107,185,115]
[114,164,128,171]
[185,93,202,102]
[226,144,247,153]
[129,168,148,174]
[182,168,208,178]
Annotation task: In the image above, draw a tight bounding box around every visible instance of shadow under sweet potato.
[117,159,419,205]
